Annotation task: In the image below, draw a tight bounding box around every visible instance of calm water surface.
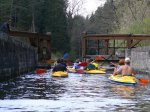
[0,70,150,112]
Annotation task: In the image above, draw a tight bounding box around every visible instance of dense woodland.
[0,0,150,59]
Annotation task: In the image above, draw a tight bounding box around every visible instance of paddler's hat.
[125,57,130,62]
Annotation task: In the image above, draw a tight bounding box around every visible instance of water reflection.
[0,73,67,100]
[109,84,136,99]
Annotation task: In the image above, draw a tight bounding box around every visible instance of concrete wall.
[0,32,37,81]
[127,46,150,73]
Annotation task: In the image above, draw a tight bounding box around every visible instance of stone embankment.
[0,32,37,81]
[126,46,150,75]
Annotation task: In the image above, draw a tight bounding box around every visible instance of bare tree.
[67,0,84,17]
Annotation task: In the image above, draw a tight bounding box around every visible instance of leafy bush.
[127,18,150,34]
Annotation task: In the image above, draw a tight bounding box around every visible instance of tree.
[111,0,150,33]
[45,0,70,53]
[0,0,70,54]
[85,0,117,34]
[71,15,85,57]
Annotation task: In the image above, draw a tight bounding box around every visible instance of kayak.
[99,68,106,71]
[67,67,76,73]
[68,69,106,74]
[51,71,68,77]
[108,74,138,86]
[85,69,106,74]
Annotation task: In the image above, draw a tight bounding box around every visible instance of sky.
[68,0,106,17]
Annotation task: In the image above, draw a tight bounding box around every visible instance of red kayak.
[76,69,85,74]
[78,62,88,66]
[35,69,46,74]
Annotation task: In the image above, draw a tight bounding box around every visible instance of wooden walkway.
[81,33,150,63]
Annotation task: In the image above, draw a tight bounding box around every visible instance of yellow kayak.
[99,68,106,71]
[51,71,68,77]
[67,67,76,73]
[108,74,138,86]
[85,69,106,74]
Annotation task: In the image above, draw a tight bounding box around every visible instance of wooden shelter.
[82,33,150,62]
[9,30,51,61]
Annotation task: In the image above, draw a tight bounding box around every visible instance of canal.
[0,70,150,112]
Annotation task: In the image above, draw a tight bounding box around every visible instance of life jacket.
[92,62,99,69]
[85,63,96,70]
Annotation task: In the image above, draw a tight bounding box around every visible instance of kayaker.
[52,59,67,72]
[0,19,11,33]
[112,59,125,75]
[73,58,81,69]
[91,56,102,70]
[84,56,102,70]
[92,60,100,70]
[84,59,96,70]
[113,57,136,76]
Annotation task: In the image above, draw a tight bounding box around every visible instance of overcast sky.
[68,0,106,17]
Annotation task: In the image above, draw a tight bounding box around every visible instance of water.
[0,71,150,112]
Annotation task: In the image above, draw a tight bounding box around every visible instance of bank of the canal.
[0,72,150,111]
[126,47,150,80]
[0,32,37,81]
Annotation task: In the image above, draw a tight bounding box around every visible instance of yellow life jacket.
[92,62,99,69]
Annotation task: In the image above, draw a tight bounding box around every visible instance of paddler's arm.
[113,66,122,76]
[110,62,118,67]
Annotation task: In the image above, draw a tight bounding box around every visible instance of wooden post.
[105,39,109,55]
[97,40,100,55]
[82,37,86,58]
[127,39,133,49]
[113,39,115,55]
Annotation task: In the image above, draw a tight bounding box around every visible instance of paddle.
[110,62,118,67]
[79,56,102,67]
[78,58,106,72]
[100,54,114,66]
[46,59,55,64]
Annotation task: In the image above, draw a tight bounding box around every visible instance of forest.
[0,0,150,59]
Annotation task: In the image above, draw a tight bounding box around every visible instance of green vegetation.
[127,18,150,34]
[1,0,150,59]
[119,17,150,46]
[0,0,70,54]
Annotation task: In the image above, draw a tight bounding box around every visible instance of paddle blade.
[63,53,69,58]
[78,62,88,66]
[95,56,102,61]
[46,59,55,64]
[139,78,149,84]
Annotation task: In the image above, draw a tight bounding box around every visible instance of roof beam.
[9,30,51,40]
[83,34,150,40]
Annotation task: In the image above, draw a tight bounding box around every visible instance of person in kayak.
[112,59,125,75]
[113,57,136,76]
[84,59,96,70]
[73,58,81,69]
[52,59,67,72]
[84,56,102,70]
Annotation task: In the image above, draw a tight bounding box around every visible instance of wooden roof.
[83,34,150,40]
[9,30,51,40]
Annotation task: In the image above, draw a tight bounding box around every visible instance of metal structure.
[82,33,150,61]
[9,30,51,61]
